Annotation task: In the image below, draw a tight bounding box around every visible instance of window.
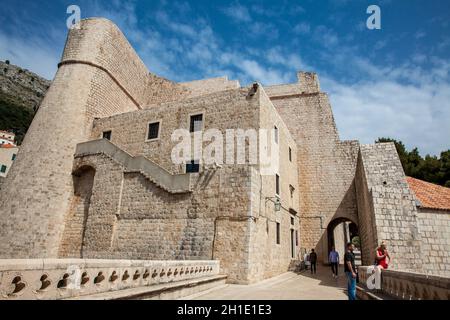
[291,217,294,225]
[274,126,279,144]
[275,174,280,195]
[0,165,6,173]
[102,131,112,140]
[12,154,16,161]
[276,222,280,244]
[147,122,160,140]
[289,185,295,199]
[190,114,203,132]
[289,147,292,162]
[186,160,200,173]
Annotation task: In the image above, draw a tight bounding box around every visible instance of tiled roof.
[0,143,17,149]
[406,176,450,211]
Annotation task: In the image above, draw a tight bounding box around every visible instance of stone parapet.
[0,259,220,300]
[358,266,450,300]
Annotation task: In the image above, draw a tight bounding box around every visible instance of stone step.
[64,275,227,300]
[179,283,230,300]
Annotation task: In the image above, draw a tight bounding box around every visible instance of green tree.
[0,96,34,145]
[376,137,450,187]
[439,150,450,187]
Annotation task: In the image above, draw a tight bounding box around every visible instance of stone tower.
[0,18,182,258]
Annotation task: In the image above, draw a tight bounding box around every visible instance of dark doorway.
[326,218,360,264]
[290,229,295,258]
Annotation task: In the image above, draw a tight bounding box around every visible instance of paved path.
[184,266,349,300]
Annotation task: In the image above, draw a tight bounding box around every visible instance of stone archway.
[326,217,360,264]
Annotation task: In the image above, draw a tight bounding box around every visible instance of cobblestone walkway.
[184,266,349,300]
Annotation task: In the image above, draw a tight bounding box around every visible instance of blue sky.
[1,0,449,155]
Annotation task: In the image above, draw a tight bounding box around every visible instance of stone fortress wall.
[0,17,448,285]
[416,209,450,276]
[356,144,423,271]
[266,73,360,263]
[0,18,193,259]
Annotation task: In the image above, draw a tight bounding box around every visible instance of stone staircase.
[75,139,191,194]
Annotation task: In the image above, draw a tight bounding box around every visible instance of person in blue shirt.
[329,246,340,278]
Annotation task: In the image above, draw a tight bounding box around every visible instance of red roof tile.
[406,176,450,211]
[0,143,16,149]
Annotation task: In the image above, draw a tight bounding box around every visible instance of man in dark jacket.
[309,249,317,274]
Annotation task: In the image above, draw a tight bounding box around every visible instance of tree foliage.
[0,95,34,145]
[376,138,450,187]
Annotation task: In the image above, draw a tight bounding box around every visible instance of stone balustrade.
[358,266,450,300]
[0,259,219,300]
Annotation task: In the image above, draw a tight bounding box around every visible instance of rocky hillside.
[0,60,51,144]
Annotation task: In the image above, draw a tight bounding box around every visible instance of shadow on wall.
[59,165,96,258]
[314,178,360,264]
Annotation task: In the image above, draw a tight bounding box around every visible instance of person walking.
[309,249,317,274]
[344,242,357,300]
[304,252,310,271]
[329,246,340,278]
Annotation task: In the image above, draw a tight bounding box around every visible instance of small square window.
[274,126,279,144]
[276,222,280,244]
[190,114,203,132]
[12,154,17,161]
[275,174,280,195]
[186,160,200,173]
[147,122,160,140]
[0,165,7,173]
[102,131,112,140]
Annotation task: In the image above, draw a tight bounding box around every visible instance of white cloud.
[238,60,290,85]
[0,24,64,80]
[322,59,450,156]
[1,1,447,156]
[314,25,339,48]
[222,3,252,23]
[415,31,426,39]
[293,22,311,34]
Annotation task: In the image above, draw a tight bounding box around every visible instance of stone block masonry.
[356,143,422,271]
[0,18,191,259]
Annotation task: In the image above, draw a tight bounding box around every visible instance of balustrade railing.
[358,266,449,300]
[0,259,219,300]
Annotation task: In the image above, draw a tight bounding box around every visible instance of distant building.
[0,130,16,146]
[0,143,18,178]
